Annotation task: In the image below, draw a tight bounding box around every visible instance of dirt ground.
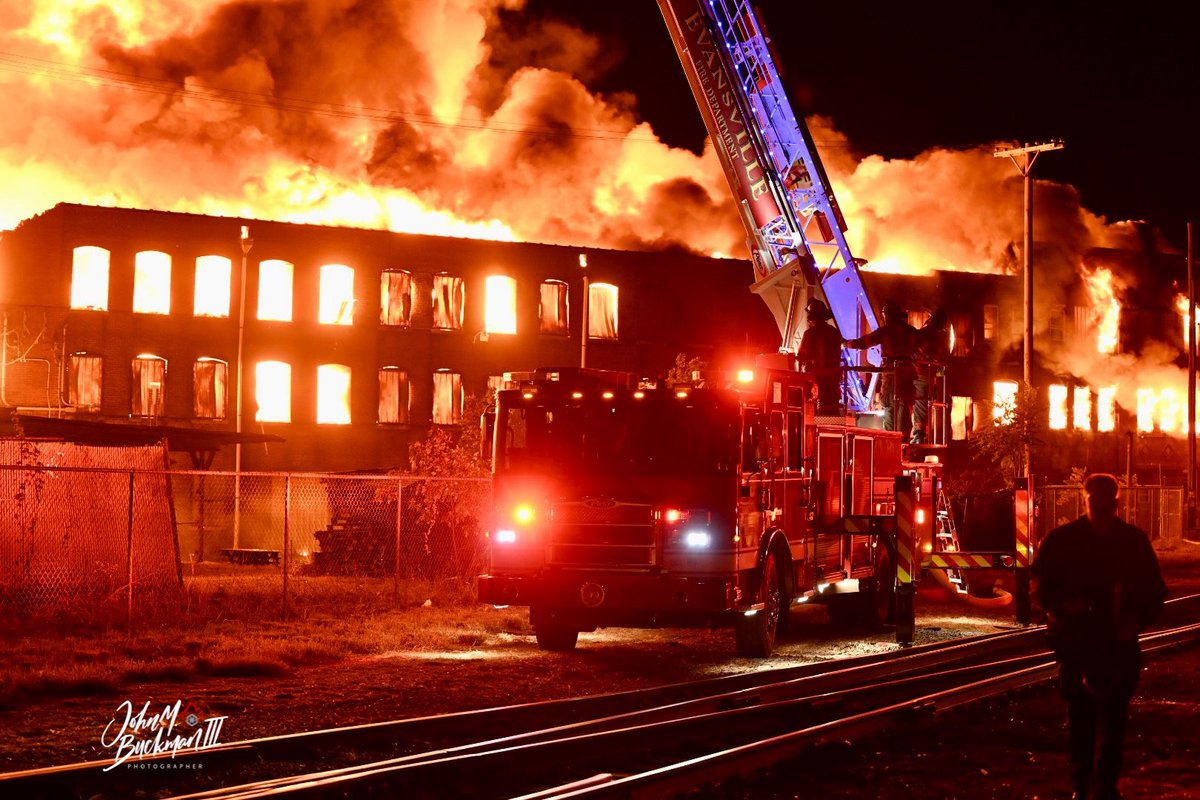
[2,552,1199,799]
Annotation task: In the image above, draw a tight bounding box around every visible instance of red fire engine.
[478,363,924,657]
[478,0,1031,655]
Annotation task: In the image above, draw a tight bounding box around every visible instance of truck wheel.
[533,616,579,652]
[734,551,782,658]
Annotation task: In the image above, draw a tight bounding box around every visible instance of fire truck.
[477,0,1025,655]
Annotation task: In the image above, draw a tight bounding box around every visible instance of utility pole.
[1189,222,1196,537]
[994,140,1061,627]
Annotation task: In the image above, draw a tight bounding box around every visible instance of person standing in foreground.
[1032,473,1167,800]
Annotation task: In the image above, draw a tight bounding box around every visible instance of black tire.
[534,618,579,651]
[734,550,783,658]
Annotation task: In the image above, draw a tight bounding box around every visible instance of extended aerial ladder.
[656,0,881,411]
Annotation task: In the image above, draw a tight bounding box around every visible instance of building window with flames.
[257,260,294,322]
[194,256,232,317]
[68,352,103,411]
[950,396,973,440]
[319,264,355,325]
[539,280,569,335]
[378,367,410,424]
[432,370,463,425]
[193,358,227,419]
[317,364,352,424]
[256,361,291,423]
[484,275,517,335]
[982,304,998,341]
[589,282,618,340]
[131,355,166,418]
[70,246,110,311]
[432,274,464,331]
[133,251,171,315]
[380,270,414,327]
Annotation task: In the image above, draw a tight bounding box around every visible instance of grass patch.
[0,601,533,710]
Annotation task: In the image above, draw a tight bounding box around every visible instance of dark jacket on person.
[798,319,842,373]
[1033,515,1167,660]
[845,318,918,363]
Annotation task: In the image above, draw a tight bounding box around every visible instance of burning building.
[1,203,1191,481]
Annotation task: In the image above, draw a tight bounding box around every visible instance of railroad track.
[6,594,1199,800]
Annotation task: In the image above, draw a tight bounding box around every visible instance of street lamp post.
[234,225,253,550]
[579,253,589,368]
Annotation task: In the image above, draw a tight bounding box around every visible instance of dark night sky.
[533,0,1198,250]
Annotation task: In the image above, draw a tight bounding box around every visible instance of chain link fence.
[1,450,491,628]
[0,442,182,627]
[1040,484,1185,548]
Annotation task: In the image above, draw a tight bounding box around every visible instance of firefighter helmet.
[805,298,833,321]
[881,299,905,320]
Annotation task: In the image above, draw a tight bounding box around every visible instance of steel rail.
[184,624,1199,800]
[531,622,1200,800]
[0,627,1029,799]
[172,632,1051,799]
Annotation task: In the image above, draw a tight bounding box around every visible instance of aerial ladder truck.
[477,0,1028,656]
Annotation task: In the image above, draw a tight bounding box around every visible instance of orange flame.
[1082,266,1119,354]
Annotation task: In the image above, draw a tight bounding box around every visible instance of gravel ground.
[2,552,1198,799]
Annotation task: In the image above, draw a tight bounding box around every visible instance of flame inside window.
[378,367,410,424]
[432,370,463,424]
[992,380,1017,422]
[319,264,355,325]
[132,355,166,417]
[1073,386,1091,431]
[194,256,232,317]
[380,270,414,326]
[589,282,618,339]
[70,246,109,310]
[484,275,517,335]
[1083,266,1119,354]
[317,364,352,424]
[1097,386,1116,432]
[1177,294,1196,347]
[193,358,227,419]
[432,274,464,330]
[133,251,171,314]
[539,280,569,334]
[950,396,971,440]
[1048,384,1068,430]
[257,260,294,321]
[68,352,103,410]
[256,361,291,422]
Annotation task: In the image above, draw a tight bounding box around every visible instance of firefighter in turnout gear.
[844,300,918,435]
[797,298,843,414]
[1032,473,1167,800]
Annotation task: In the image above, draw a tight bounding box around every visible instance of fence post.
[126,470,135,626]
[282,474,291,620]
[394,478,402,602]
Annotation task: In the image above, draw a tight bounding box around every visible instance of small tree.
[946,383,1043,495]
[396,394,492,586]
[666,353,707,385]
